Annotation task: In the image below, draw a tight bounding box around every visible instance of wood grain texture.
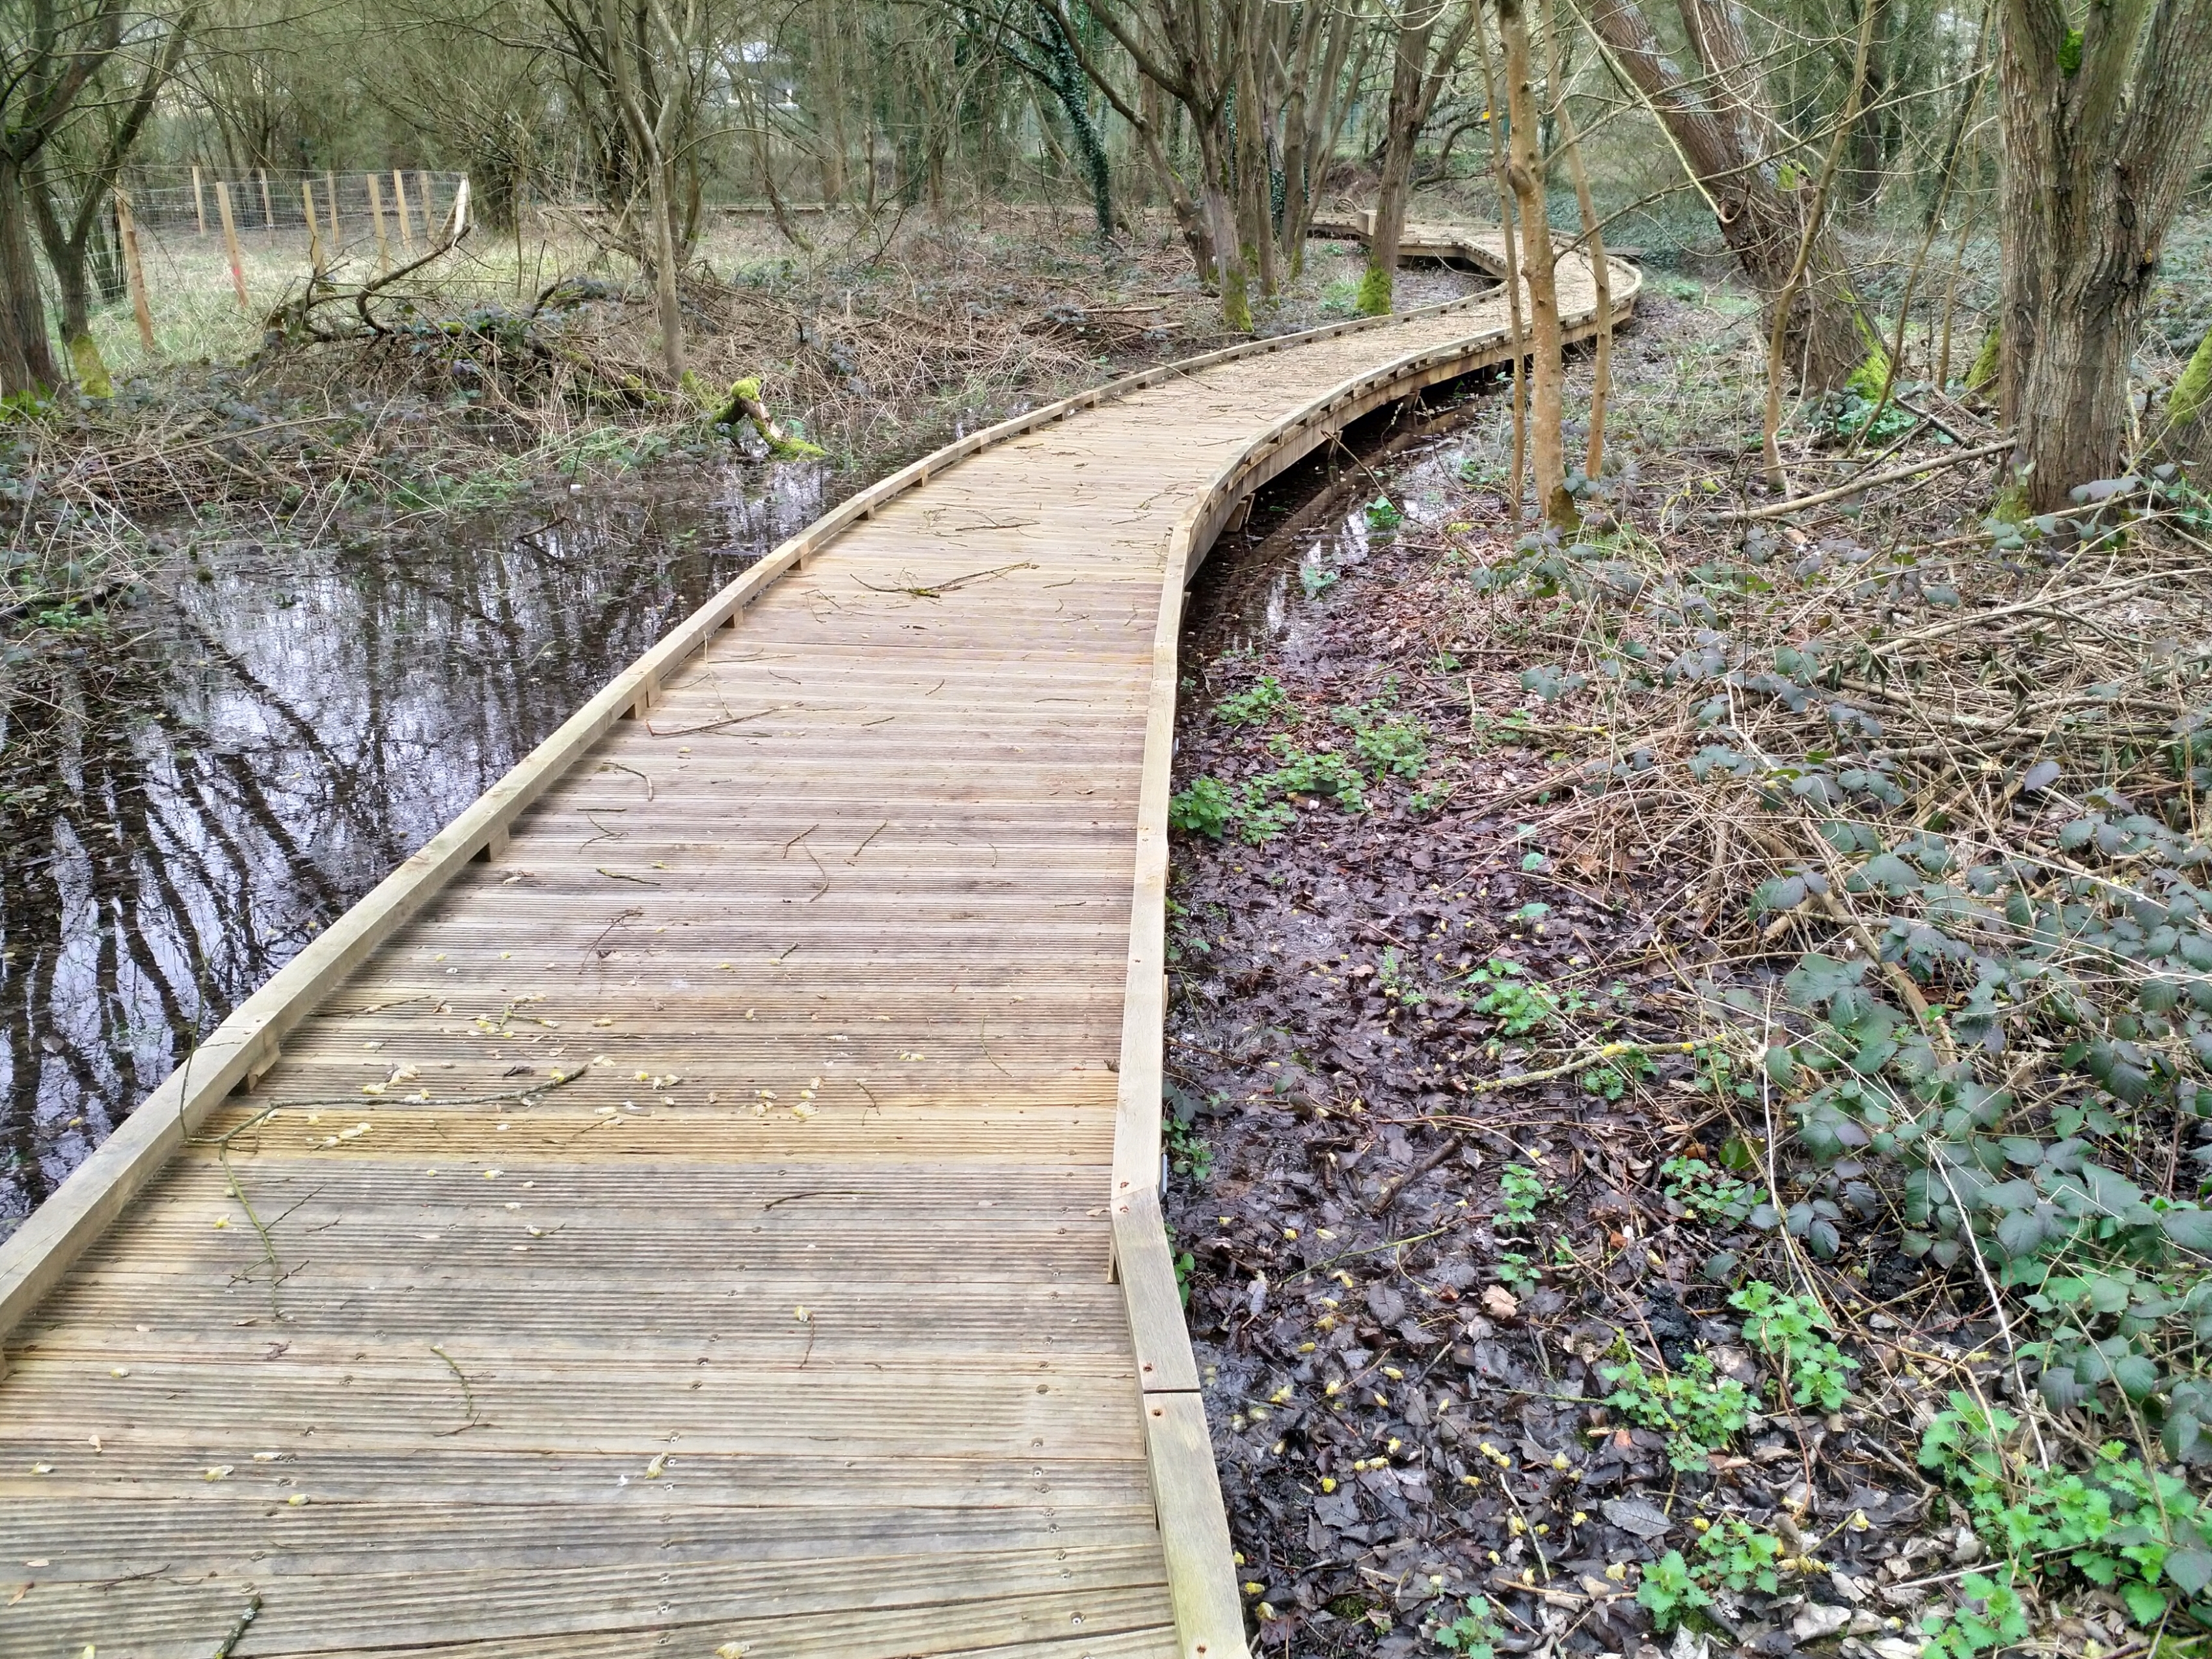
[0,226,1634,1658]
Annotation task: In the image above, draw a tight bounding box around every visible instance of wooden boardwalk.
[0,228,1635,1659]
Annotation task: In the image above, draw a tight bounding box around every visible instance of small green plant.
[1430,1594,1500,1656]
[1167,1222,1196,1307]
[1332,693,1431,781]
[1234,741,1368,843]
[1822,386,1917,443]
[1299,559,1340,599]
[1377,947,1427,1006]
[1661,1156,1762,1225]
[1692,1518,1792,1595]
[1216,676,1290,727]
[1498,1162,1552,1228]
[1921,1569,2032,1659]
[1601,1355,1759,1470]
[1464,959,1587,1036]
[1638,1520,1802,1632]
[1729,1282,1859,1410]
[1634,1549,1710,1631]
[1918,1390,2212,1634]
[1165,1116,1214,1182]
[1366,495,1404,530]
[1580,1046,1656,1101]
[1168,777,1234,838]
[1496,1251,1539,1297]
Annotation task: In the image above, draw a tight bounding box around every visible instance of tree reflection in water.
[0,465,822,1235]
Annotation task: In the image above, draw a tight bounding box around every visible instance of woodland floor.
[1167,285,2211,1658]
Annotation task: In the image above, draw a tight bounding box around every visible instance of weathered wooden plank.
[0,228,1638,1659]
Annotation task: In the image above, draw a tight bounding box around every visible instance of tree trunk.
[1195,126,1249,330]
[1544,0,1610,480]
[1135,77,1211,276]
[1500,0,1568,524]
[1477,14,1530,506]
[0,158,59,394]
[604,0,682,382]
[1276,2,1356,278]
[1846,0,1893,207]
[1995,0,2212,510]
[1360,11,1434,316]
[1233,38,1274,299]
[1584,0,1867,388]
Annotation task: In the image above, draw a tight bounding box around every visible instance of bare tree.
[1081,0,1256,327]
[27,2,196,384]
[1499,0,1568,520]
[1578,0,1868,387]
[1358,0,1476,315]
[0,0,128,391]
[600,0,699,381]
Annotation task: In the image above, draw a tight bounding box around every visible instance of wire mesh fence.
[115,167,472,247]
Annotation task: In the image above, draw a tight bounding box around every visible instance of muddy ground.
[1165,305,2024,1658]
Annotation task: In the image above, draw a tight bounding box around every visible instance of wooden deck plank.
[0,230,1636,1659]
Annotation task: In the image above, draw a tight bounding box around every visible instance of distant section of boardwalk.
[0,228,1634,1658]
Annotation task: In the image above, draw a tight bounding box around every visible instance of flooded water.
[0,463,824,1235]
[1182,390,1509,666]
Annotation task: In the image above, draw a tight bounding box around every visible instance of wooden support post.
[325,169,340,244]
[303,180,325,275]
[115,190,155,352]
[367,172,390,274]
[392,169,415,251]
[256,167,275,242]
[191,164,206,235]
[215,181,249,310]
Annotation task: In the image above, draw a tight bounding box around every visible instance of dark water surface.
[1,462,824,1234]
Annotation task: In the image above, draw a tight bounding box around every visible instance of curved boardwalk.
[0,228,1633,1659]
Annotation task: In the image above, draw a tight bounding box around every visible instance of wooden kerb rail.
[0,224,1636,1658]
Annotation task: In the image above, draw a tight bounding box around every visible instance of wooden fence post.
[303,180,325,275]
[367,172,391,275]
[115,190,156,352]
[392,169,415,251]
[256,167,275,242]
[215,181,249,309]
[191,164,207,235]
[325,169,340,244]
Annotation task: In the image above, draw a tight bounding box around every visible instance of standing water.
[0,461,825,1235]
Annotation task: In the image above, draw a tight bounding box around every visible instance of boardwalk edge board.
[1108,237,1639,1658]
[1,230,1637,1659]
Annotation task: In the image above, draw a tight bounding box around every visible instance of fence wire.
[114,168,471,245]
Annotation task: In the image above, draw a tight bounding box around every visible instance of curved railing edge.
[1108,243,1641,1659]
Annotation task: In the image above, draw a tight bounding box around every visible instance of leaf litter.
[1167,319,2212,1658]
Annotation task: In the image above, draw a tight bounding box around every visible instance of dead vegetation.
[1165,290,2212,1656]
